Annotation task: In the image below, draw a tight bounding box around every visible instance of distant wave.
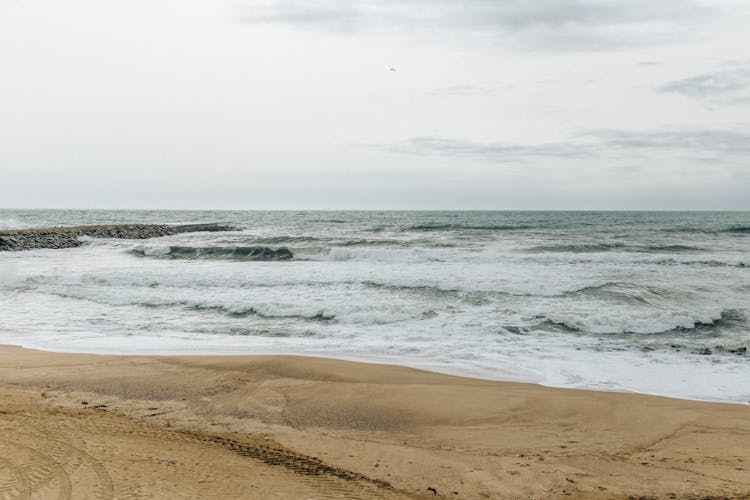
[647,258,746,268]
[130,245,293,261]
[526,243,703,254]
[249,236,406,246]
[336,239,410,247]
[661,227,717,234]
[404,224,534,232]
[248,236,322,244]
[526,243,625,253]
[662,226,750,234]
[642,244,704,252]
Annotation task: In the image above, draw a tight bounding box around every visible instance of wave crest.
[130,245,293,261]
[543,308,744,335]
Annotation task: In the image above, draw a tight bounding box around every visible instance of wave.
[526,243,622,253]
[643,244,704,252]
[37,289,338,322]
[133,298,419,325]
[125,300,336,322]
[661,227,717,234]
[337,239,406,247]
[248,236,322,244]
[183,303,335,321]
[404,224,533,232]
[647,258,746,268]
[250,236,396,247]
[565,282,668,306]
[249,236,408,245]
[127,239,455,263]
[662,226,750,235]
[362,280,461,294]
[542,308,745,335]
[526,243,703,254]
[360,280,495,304]
[130,245,293,261]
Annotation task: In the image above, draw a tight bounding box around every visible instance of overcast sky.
[1,0,749,209]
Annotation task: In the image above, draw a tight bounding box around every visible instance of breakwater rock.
[0,223,237,252]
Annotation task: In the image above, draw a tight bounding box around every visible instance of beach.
[1,211,749,497]
[1,345,748,499]
[2,210,748,405]
[4,0,750,494]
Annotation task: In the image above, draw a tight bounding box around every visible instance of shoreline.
[0,336,745,406]
[1,345,749,498]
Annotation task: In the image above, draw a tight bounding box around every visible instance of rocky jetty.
[0,223,237,252]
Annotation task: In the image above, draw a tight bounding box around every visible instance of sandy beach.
[0,346,747,499]
[5,0,750,495]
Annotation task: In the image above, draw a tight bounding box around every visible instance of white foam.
[544,305,727,334]
[2,214,749,404]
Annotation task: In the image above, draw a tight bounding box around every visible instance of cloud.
[231,0,717,50]
[385,128,750,164]
[596,129,750,156]
[659,64,750,103]
[388,136,593,162]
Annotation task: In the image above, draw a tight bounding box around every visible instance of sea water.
[1,210,748,402]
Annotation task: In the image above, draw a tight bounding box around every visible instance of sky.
[1,0,749,210]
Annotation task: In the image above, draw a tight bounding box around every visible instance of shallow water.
[1,210,748,402]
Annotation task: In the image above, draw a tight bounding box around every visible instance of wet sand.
[0,345,748,499]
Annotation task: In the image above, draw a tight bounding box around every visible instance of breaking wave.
[564,282,670,306]
[130,245,293,261]
[543,308,745,335]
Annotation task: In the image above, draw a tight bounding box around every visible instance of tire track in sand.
[33,404,409,498]
[16,434,114,500]
[0,456,31,500]
[0,440,71,500]
[3,397,412,499]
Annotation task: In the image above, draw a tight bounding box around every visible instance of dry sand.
[0,345,748,499]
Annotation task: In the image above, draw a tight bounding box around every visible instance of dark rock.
[0,223,239,252]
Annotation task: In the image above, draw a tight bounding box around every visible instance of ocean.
[1,210,748,403]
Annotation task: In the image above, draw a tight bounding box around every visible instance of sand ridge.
[1,346,749,499]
